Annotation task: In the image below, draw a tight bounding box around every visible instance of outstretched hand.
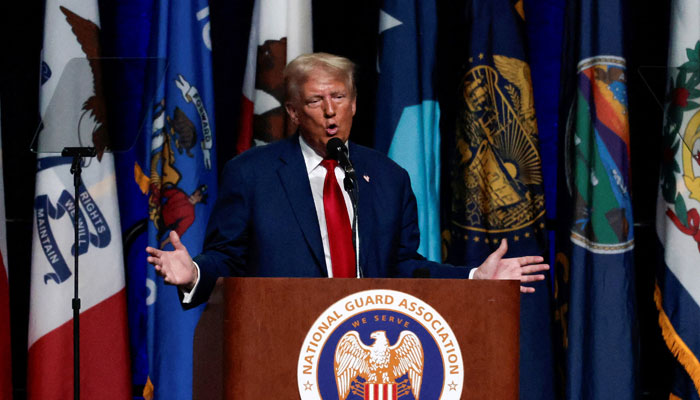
[146,231,198,290]
[472,239,549,293]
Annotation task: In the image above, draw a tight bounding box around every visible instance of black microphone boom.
[326,138,350,166]
[326,138,356,188]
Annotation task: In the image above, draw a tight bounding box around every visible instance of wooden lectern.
[194,278,520,399]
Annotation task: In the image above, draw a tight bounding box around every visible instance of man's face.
[285,69,356,157]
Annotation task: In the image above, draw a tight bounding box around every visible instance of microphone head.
[326,137,346,160]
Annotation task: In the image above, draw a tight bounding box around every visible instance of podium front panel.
[194,277,519,399]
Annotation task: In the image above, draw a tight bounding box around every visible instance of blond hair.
[284,53,356,103]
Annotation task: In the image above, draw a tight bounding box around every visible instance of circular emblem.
[682,109,700,204]
[297,289,464,399]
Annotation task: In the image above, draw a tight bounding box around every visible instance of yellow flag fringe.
[654,282,700,396]
[143,377,154,400]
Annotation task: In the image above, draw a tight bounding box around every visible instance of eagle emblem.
[60,6,109,160]
[334,330,424,399]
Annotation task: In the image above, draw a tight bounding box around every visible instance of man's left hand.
[472,239,549,293]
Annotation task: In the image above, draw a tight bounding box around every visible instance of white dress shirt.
[299,135,357,277]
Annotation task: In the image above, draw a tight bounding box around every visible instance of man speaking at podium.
[146,53,548,307]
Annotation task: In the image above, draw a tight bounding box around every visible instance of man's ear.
[285,102,299,124]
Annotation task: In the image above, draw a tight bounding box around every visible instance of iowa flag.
[656,0,700,398]
[28,0,131,398]
[236,0,312,153]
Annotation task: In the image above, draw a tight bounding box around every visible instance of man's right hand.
[146,231,198,291]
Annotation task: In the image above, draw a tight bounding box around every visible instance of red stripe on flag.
[27,289,131,400]
[236,95,254,154]
[0,256,11,400]
[364,383,398,400]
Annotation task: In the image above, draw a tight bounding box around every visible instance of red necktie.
[321,158,356,278]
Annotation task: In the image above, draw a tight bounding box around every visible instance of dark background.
[0,0,674,398]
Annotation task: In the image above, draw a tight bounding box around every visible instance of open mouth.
[326,124,338,135]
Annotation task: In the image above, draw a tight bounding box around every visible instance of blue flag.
[141,0,218,398]
[99,1,156,397]
[522,0,565,271]
[554,0,638,398]
[374,0,441,261]
[655,0,700,398]
[440,1,556,399]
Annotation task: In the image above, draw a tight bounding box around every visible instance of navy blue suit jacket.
[189,136,469,306]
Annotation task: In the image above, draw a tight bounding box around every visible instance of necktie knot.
[321,158,338,171]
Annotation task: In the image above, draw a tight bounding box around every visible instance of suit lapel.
[276,137,327,275]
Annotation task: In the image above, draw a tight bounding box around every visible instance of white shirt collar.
[299,135,324,175]
[298,135,349,175]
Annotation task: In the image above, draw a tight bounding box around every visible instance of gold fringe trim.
[669,393,682,400]
[134,161,150,195]
[655,282,700,396]
[514,0,525,20]
[143,377,154,400]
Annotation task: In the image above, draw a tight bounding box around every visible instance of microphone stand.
[343,168,361,278]
[61,146,97,400]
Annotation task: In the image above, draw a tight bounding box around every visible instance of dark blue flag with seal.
[99,0,156,397]
[139,0,218,398]
[374,0,441,261]
[554,0,638,398]
[439,1,556,399]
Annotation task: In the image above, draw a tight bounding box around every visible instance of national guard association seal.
[297,290,464,399]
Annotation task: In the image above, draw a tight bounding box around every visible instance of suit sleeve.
[186,160,251,307]
[393,169,471,279]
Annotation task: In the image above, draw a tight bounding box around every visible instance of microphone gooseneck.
[325,138,362,278]
[326,138,356,185]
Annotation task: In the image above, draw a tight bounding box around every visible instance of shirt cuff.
[180,261,201,304]
[468,267,477,280]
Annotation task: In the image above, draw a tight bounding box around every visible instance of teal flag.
[374,0,441,261]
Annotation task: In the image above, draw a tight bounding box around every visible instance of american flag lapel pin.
[363,174,370,183]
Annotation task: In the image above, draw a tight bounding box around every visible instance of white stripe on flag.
[365,383,397,400]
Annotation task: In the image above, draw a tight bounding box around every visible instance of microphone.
[326,138,356,185]
[326,138,352,170]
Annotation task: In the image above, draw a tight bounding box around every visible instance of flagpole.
[62,146,96,400]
